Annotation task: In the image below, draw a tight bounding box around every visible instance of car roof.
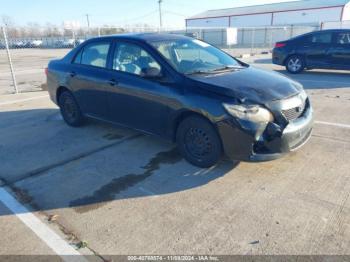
[297,29,350,37]
[89,33,191,43]
[315,29,350,33]
[288,29,349,41]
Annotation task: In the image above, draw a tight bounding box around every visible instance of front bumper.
[217,103,314,162]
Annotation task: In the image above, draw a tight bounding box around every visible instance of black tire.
[58,91,84,127]
[176,116,222,168]
[285,55,305,74]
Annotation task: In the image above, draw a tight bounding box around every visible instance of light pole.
[158,0,163,31]
[1,26,18,94]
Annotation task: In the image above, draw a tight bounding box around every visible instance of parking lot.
[0,49,350,259]
[0,49,68,95]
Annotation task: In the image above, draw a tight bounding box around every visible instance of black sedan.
[273,29,350,74]
[47,33,313,168]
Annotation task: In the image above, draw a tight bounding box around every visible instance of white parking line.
[0,188,87,262]
[0,95,49,106]
[299,79,350,85]
[315,121,350,129]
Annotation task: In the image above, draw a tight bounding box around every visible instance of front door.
[106,41,174,136]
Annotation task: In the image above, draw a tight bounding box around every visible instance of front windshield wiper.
[186,65,245,75]
[185,70,212,75]
[211,65,244,72]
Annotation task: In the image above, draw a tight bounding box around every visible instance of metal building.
[186,0,350,28]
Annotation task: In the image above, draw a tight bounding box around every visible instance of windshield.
[150,38,244,75]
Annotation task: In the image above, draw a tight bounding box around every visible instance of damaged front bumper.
[217,101,314,162]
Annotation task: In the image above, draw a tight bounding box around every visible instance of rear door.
[299,32,333,68]
[68,41,112,117]
[329,31,350,69]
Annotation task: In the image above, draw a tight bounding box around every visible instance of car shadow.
[273,69,350,90]
[0,109,239,216]
[254,58,350,73]
[275,69,350,77]
[252,58,272,64]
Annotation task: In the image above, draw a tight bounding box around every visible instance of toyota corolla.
[46,33,313,168]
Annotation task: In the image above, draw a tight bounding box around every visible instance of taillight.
[275,42,286,48]
[45,68,48,76]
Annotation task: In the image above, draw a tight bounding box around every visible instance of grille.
[282,100,306,121]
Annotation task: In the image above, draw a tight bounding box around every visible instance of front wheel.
[58,91,84,127]
[285,55,305,74]
[176,116,222,168]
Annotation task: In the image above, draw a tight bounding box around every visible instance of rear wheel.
[286,55,305,74]
[176,116,222,168]
[58,91,84,127]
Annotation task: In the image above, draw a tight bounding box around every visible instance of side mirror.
[142,67,162,79]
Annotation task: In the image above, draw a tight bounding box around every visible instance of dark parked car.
[53,39,85,49]
[47,33,313,168]
[273,29,350,74]
[11,41,26,49]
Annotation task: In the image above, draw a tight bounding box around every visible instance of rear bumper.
[217,104,313,162]
[48,90,58,105]
[46,73,59,105]
[272,48,287,66]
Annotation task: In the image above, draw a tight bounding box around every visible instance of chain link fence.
[322,21,350,29]
[0,24,321,95]
[186,25,320,54]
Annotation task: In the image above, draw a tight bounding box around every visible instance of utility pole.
[158,0,163,31]
[85,14,91,30]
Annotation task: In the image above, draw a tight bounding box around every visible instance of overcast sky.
[2,0,296,28]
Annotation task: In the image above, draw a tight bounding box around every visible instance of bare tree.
[1,15,20,39]
[1,15,15,27]
[26,22,41,38]
[44,23,62,37]
[99,25,125,36]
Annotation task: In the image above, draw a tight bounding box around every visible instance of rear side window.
[74,42,110,68]
[308,33,332,44]
[336,32,350,45]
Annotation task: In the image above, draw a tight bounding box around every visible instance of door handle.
[69,71,76,77]
[107,79,118,86]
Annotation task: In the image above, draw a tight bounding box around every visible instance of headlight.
[223,103,274,123]
[299,89,308,100]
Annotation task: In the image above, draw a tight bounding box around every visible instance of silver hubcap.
[288,58,302,72]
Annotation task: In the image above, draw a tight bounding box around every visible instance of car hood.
[188,66,303,104]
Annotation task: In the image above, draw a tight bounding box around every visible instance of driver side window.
[336,32,350,45]
[113,42,161,76]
